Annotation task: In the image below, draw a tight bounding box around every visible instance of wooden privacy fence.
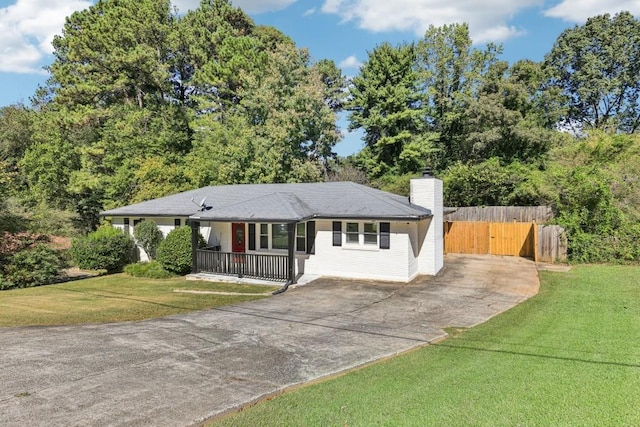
[537,225,568,263]
[445,206,553,223]
[444,221,567,262]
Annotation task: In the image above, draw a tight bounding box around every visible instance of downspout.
[272,222,296,295]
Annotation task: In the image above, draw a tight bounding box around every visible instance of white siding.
[301,220,412,282]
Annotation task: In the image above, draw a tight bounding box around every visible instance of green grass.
[0,274,279,327]
[213,265,640,426]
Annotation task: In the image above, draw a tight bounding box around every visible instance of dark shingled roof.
[100,182,432,222]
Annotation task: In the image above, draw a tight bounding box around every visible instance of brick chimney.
[410,168,444,275]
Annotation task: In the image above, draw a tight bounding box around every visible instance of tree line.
[1,1,639,263]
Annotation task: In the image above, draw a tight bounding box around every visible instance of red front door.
[232,223,246,253]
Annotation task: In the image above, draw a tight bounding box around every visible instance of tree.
[188,26,340,184]
[416,23,501,169]
[462,60,560,163]
[49,0,174,109]
[348,42,429,177]
[543,11,640,133]
[0,105,34,172]
[133,220,164,260]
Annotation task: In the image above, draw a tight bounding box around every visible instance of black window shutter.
[332,221,342,246]
[380,222,390,249]
[306,221,316,254]
[248,223,256,250]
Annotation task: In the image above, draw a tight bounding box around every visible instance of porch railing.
[195,250,289,281]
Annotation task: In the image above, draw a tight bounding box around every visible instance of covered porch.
[190,221,297,284]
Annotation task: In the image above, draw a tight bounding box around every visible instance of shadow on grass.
[54,285,199,311]
[434,341,640,369]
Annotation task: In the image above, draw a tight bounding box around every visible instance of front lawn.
[213,265,640,426]
[0,275,279,327]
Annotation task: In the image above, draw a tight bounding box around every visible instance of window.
[133,219,141,226]
[174,218,181,227]
[260,224,269,249]
[363,223,378,245]
[346,222,359,244]
[271,223,288,250]
[339,221,388,249]
[296,222,306,252]
[254,223,312,252]
[124,218,130,234]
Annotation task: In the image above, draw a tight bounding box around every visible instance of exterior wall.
[410,176,444,275]
[302,220,412,282]
[111,216,192,262]
[109,211,439,281]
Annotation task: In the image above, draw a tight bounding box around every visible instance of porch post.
[287,222,296,283]
[190,220,200,274]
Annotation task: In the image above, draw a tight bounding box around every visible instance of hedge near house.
[156,226,205,275]
[70,225,135,273]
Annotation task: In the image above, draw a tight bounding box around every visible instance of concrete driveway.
[0,254,539,426]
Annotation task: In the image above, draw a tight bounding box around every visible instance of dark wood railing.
[195,250,289,281]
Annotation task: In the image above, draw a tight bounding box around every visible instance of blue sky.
[0,0,637,156]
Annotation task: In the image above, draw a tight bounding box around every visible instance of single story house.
[100,172,443,283]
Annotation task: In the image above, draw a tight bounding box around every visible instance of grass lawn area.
[213,265,640,426]
[0,275,279,327]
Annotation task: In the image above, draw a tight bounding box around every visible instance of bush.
[156,226,205,275]
[124,261,175,279]
[70,225,136,273]
[133,220,164,260]
[2,244,65,289]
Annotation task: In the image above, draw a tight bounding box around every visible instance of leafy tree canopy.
[543,11,640,133]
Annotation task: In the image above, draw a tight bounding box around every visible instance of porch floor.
[186,273,322,287]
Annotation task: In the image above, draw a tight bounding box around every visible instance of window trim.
[363,222,378,245]
[259,223,269,249]
[345,222,359,244]
[296,222,306,252]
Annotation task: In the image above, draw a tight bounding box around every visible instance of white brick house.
[100,173,443,283]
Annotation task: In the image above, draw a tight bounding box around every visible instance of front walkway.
[0,255,539,427]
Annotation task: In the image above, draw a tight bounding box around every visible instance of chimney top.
[422,167,433,178]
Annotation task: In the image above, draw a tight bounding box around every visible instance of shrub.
[2,244,65,289]
[124,261,175,279]
[70,225,136,273]
[156,226,205,275]
[133,220,164,260]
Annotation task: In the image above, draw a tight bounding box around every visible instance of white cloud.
[303,7,317,16]
[0,0,92,73]
[339,55,363,69]
[321,0,542,43]
[543,0,640,22]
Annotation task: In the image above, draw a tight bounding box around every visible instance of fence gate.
[444,221,537,259]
